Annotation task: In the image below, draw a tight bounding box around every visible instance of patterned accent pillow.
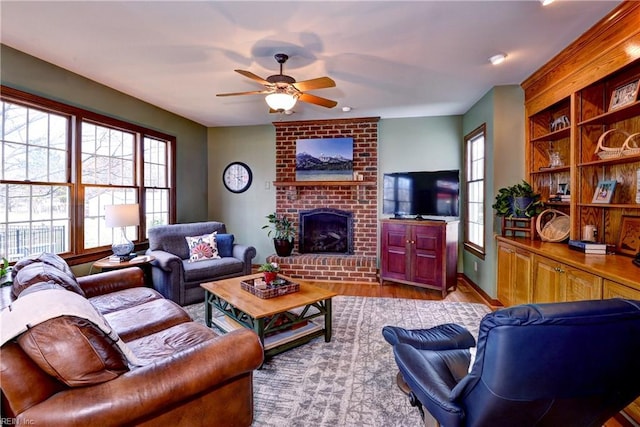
[185,232,220,262]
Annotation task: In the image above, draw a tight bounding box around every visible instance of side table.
[93,255,155,286]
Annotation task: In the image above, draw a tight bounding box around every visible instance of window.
[144,137,170,233]
[82,122,137,250]
[464,124,486,258]
[1,87,175,262]
[1,102,71,258]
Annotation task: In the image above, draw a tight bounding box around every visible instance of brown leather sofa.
[1,253,264,426]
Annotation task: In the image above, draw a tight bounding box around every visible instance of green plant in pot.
[258,262,280,284]
[262,213,296,257]
[0,257,9,278]
[493,180,543,218]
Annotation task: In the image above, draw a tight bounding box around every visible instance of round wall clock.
[222,161,253,193]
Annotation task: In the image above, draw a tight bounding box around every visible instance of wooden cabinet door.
[497,243,514,306]
[603,279,640,299]
[380,222,409,282]
[533,255,563,303]
[512,249,533,305]
[563,266,602,301]
[412,223,443,286]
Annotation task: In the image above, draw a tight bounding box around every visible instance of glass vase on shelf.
[548,150,563,168]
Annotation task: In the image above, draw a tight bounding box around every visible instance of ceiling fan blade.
[235,69,269,85]
[216,90,268,97]
[292,77,336,92]
[298,93,338,108]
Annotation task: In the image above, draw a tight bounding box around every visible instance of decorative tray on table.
[240,277,300,299]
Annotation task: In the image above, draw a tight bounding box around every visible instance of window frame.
[1,86,176,265]
[463,123,486,259]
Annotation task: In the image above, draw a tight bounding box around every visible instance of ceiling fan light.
[265,93,297,111]
[489,54,507,65]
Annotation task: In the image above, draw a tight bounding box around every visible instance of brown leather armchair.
[1,253,264,426]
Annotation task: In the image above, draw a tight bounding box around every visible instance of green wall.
[462,85,524,298]
[207,125,276,263]
[0,44,209,223]
[378,116,462,178]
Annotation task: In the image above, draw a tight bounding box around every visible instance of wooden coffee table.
[201,274,337,358]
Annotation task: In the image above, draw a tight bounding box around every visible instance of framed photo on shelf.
[591,179,616,204]
[617,216,640,256]
[609,79,639,111]
[558,182,569,195]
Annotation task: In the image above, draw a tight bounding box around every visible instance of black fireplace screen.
[299,208,354,254]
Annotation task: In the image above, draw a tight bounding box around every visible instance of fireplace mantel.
[274,180,376,201]
[273,180,375,187]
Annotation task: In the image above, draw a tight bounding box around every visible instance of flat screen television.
[383,170,460,218]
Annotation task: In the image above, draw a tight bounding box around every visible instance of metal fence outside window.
[0,226,66,261]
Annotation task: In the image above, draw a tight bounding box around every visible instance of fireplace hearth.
[299,208,354,255]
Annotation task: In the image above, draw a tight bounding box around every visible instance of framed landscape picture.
[296,137,353,181]
[617,216,640,256]
[609,79,640,111]
[591,179,616,204]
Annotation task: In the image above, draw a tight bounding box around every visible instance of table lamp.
[105,204,139,257]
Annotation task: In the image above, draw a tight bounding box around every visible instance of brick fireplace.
[267,117,379,283]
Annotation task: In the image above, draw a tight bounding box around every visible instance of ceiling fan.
[216,53,338,112]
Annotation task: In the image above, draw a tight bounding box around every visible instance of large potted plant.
[492,180,543,218]
[262,213,296,256]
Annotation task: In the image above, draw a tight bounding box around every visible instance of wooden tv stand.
[379,219,458,297]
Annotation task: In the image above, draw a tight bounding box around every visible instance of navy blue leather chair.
[384,299,640,427]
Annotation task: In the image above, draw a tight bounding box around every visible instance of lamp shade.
[265,92,297,111]
[105,204,140,228]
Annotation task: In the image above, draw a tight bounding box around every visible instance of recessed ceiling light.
[541,0,554,5]
[342,106,352,112]
[489,54,507,65]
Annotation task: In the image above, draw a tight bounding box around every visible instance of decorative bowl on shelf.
[536,209,570,242]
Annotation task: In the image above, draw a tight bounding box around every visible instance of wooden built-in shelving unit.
[523,1,640,247]
[516,3,640,422]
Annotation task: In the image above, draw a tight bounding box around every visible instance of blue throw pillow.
[216,234,234,257]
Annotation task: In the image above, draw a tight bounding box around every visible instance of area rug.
[185,296,490,427]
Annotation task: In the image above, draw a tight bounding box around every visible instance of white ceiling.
[0,1,621,127]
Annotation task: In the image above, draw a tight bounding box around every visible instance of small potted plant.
[0,257,10,286]
[258,262,279,284]
[493,180,543,218]
[262,213,296,257]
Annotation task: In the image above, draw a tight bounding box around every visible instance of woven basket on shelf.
[536,208,570,242]
[622,132,640,157]
[594,129,628,160]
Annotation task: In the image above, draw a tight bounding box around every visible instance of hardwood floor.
[307,277,491,306]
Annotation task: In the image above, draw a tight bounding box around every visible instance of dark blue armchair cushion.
[216,234,234,257]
